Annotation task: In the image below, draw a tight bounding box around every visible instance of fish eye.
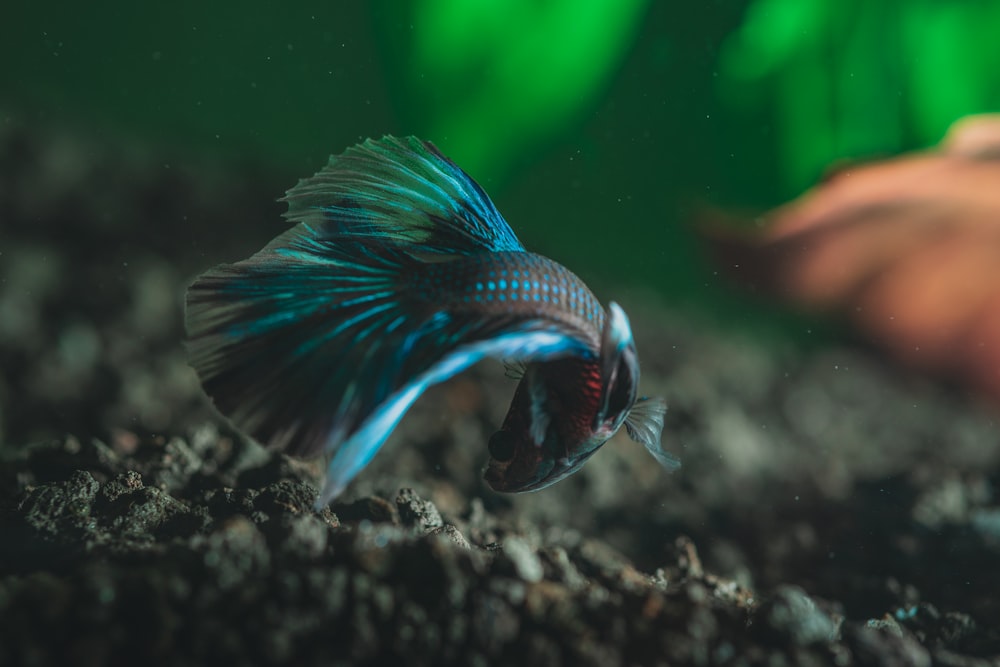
[488,430,517,462]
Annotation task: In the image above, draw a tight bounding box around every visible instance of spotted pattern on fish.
[412,252,606,349]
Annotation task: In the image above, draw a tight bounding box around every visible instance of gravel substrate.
[2,114,1000,666]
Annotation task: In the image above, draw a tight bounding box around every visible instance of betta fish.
[185,136,679,507]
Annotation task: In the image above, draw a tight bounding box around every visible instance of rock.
[844,624,931,667]
[500,537,544,583]
[396,487,444,531]
[17,469,99,538]
[756,585,839,646]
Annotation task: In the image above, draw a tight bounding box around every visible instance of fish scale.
[414,251,606,348]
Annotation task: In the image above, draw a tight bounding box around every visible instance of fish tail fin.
[185,228,412,459]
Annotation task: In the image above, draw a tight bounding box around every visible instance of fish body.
[484,304,680,493]
[185,136,678,507]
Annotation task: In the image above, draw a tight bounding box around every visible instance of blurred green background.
[4,0,1000,320]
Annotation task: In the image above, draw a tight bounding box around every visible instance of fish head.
[483,429,608,493]
[483,303,648,493]
[483,359,614,493]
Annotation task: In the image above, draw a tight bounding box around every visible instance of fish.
[185,136,679,507]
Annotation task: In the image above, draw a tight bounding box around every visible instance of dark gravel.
[2,112,1000,665]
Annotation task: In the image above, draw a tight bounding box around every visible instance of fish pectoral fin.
[624,397,681,471]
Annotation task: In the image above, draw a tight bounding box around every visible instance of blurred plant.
[717,0,1000,195]
[373,0,649,181]
[708,115,1000,404]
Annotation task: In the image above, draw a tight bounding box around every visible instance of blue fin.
[281,135,524,256]
[317,328,589,505]
[186,137,593,507]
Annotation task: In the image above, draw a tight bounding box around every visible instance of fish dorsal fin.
[595,301,639,429]
[282,136,524,256]
[624,397,680,471]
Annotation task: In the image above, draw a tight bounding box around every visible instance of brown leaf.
[707,114,1000,403]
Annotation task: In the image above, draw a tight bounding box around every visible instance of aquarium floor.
[1,116,999,666]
